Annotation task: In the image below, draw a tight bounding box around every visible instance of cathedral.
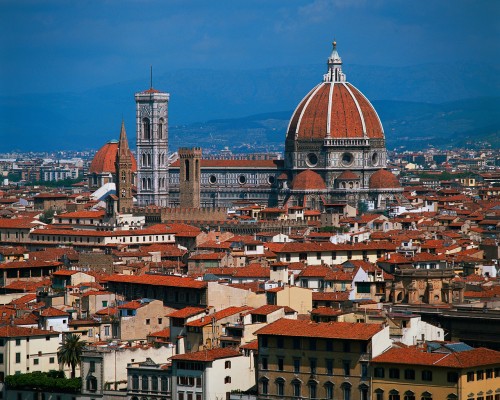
[89,42,402,212]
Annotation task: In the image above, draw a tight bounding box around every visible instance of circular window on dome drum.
[238,175,247,185]
[209,175,217,185]
[306,153,318,167]
[371,152,379,166]
[268,175,275,185]
[341,152,354,166]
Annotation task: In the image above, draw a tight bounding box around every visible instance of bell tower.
[115,121,134,212]
[135,86,170,207]
[179,147,202,208]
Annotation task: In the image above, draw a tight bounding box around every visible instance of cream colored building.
[0,326,60,380]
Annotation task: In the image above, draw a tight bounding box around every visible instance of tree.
[58,334,86,378]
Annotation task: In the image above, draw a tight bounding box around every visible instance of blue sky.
[1,0,499,95]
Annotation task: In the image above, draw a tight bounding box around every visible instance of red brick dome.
[89,140,137,174]
[291,169,326,191]
[369,169,400,189]
[286,42,384,142]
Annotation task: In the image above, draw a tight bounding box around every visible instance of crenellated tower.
[135,87,170,207]
[179,147,202,208]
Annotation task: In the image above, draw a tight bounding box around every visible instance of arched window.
[143,118,151,140]
[359,384,369,400]
[308,380,317,399]
[195,159,199,181]
[276,378,285,397]
[292,379,301,398]
[446,395,458,400]
[151,376,158,391]
[342,382,352,400]
[421,392,432,400]
[147,153,151,166]
[142,153,146,166]
[260,377,269,395]
[388,389,400,400]
[404,391,415,400]
[142,375,149,391]
[324,382,334,400]
[225,360,231,369]
[147,178,152,190]
[374,389,384,400]
[160,376,168,392]
[86,375,97,392]
[158,118,164,139]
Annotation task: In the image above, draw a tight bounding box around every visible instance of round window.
[342,152,354,166]
[238,175,247,185]
[371,152,379,166]
[306,153,318,167]
[209,175,217,184]
[268,175,276,185]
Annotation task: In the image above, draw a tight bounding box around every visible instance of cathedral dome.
[369,169,400,189]
[291,169,326,191]
[286,42,384,142]
[89,140,137,174]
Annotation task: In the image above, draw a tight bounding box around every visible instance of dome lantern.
[324,41,346,83]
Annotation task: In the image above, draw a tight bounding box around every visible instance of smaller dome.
[89,141,137,174]
[337,170,359,180]
[291,169,326,191]
[369,169,400,189]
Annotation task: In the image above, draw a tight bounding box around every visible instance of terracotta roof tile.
[170,347,241,362]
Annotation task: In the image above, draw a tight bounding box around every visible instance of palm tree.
[57,333,86,378]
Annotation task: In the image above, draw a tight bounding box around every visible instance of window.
[15,339,21,346]
[421,392,432,400]
[389,368,400,379]
[161,376,168,392]
[326,359,333,375]
[375,389,384,400]
[404,369,415,380]
[325,382,334,400]
[342,383,351,400]
[261,378,269,395]
[142,375,148,391]
[33,358,39,365]
[261,336,268,348]
[343,341,350,352]
[343,360,350,376]
[421,370,432,381]
[403,391,415,400]
[477,369,484,380]
[158,318,162,324]
[86,376,97,392]
[294,358,301,373]
[277,336,284,348]
[276,378,285,396]
[388,390,400,400]
[447,371,458,383]
[309,339,316,351]
[308,381,317,399]
[261,357,268,370]
[293,380,301,397]
[151,376,158,391]
[132,375,139,390]
[15,353,21,363]
[146,319,150,325]
[466,371,474,381]
[278,358,284,371]
[309,359,316,374]
[361,363,368,379]
[326,339,333,351]
[89,361,95,372]
[374,367,385,378]
[486,368,493,379]
[0,354,3,364]
[225,360,231,369]
[293,337,301,349]
[224,376,231,384]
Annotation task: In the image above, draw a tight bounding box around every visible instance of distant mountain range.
[0,62,499,152]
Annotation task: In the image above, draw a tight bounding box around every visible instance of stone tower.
[115,121,134,212]
[179,147,202,208]
[135,87,170,207]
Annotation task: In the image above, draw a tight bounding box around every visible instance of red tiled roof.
[39,307,69,317]
[57,210,105,219]
[371,346,500,369]
[104,274,207,289]
[89,141,137,174]
[337,170,359,180]
[255,318,383,340]
[167,307,206,319]
[170,347,241,362]
[148,328,170,339]
[249,305,295,316]
[186,306,252,327]
[0,325,59,337]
